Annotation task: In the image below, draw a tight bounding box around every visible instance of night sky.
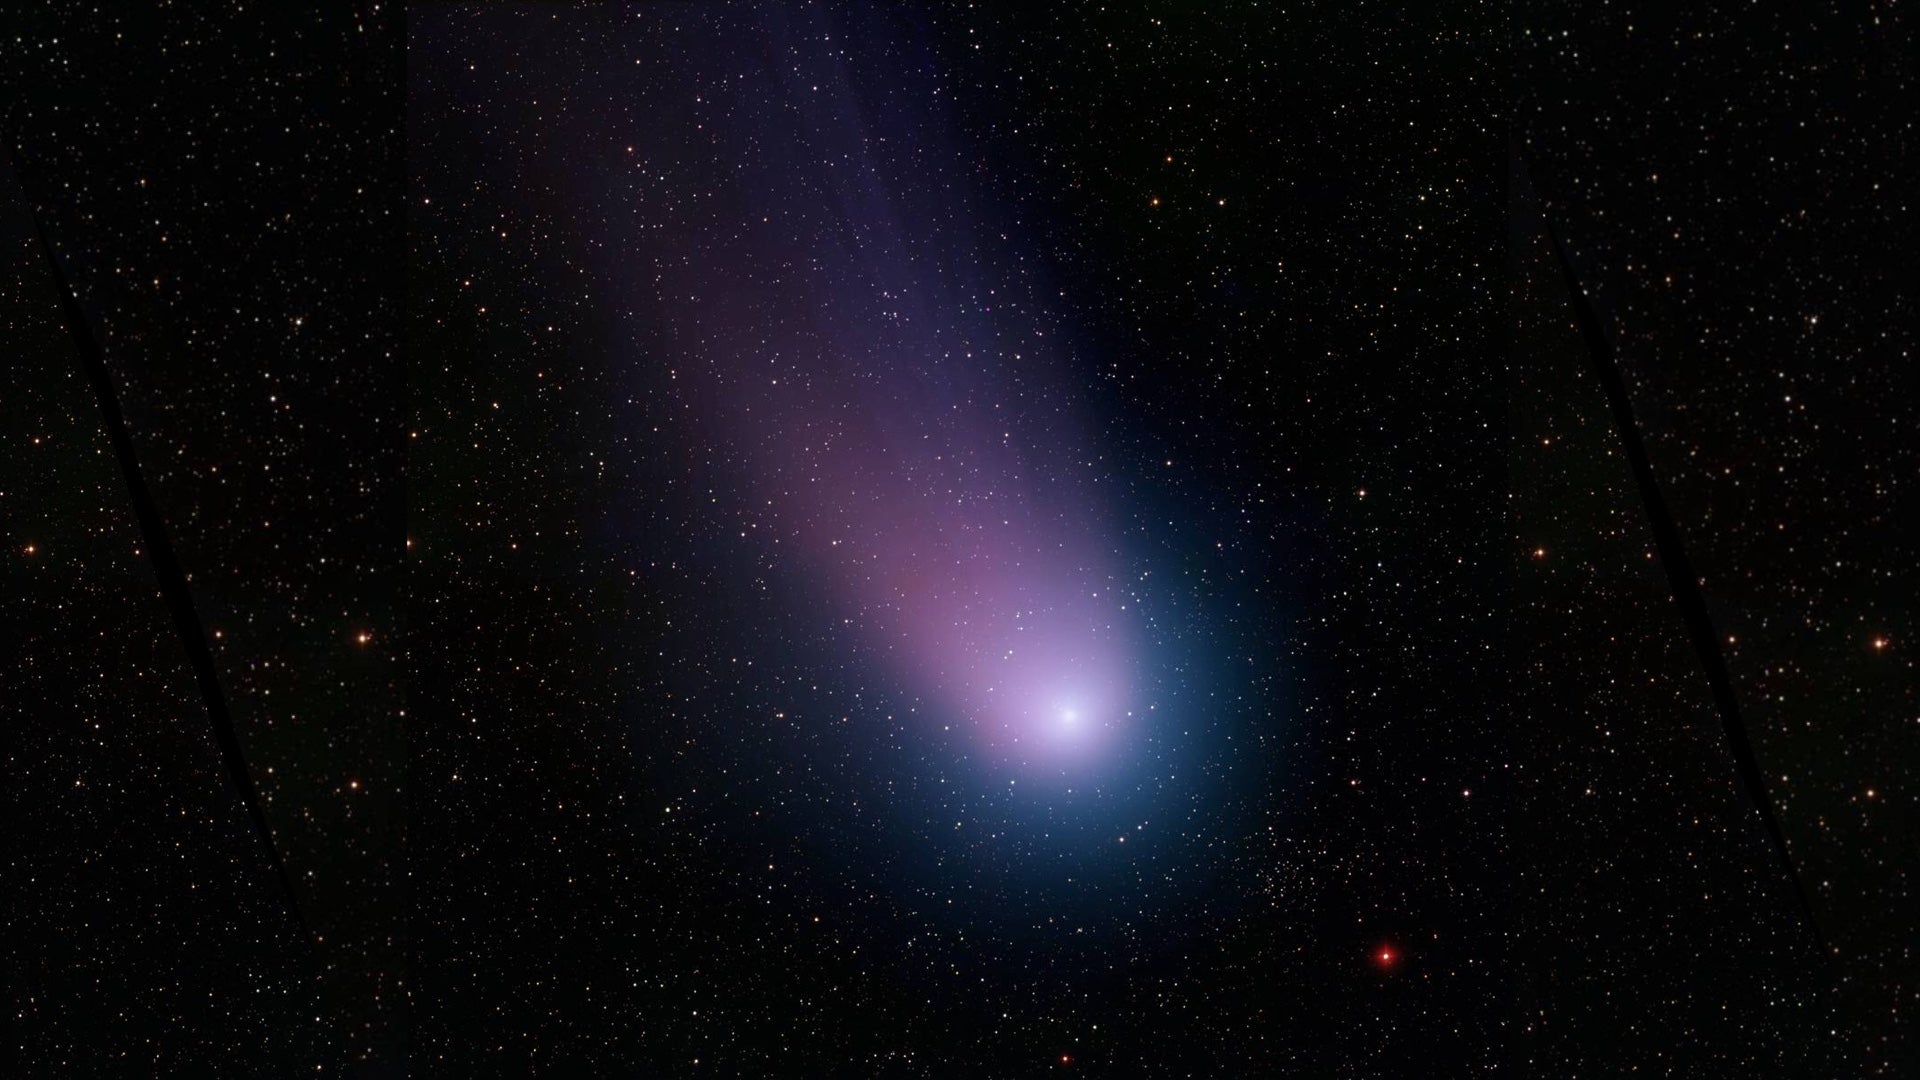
[4,2,1913,1076]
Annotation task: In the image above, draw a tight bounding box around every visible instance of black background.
[3,2,1910,1076]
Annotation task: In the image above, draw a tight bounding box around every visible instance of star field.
[2,2,1910,1076]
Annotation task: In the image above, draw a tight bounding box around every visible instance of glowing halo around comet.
[419,0,1280,959]
[902,561,1140,773]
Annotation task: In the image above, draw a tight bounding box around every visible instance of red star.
[1374,944,1397,970]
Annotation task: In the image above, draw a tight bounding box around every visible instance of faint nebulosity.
[1,2,1909,1076]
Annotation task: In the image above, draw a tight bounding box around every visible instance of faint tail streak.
[1520,150,1825,951]
[19,160,313,945]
